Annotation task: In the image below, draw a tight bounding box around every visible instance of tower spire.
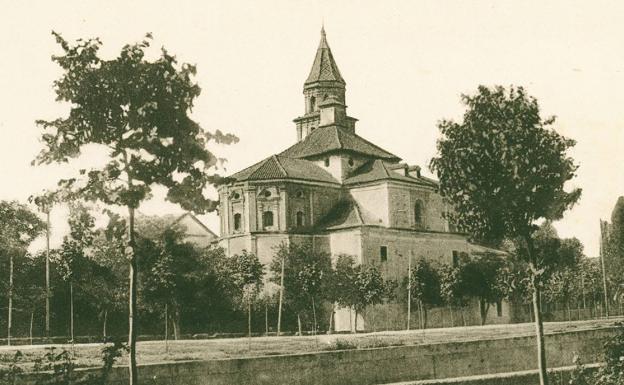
[305,26,345,85]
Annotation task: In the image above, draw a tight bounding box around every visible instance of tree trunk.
[423,305,428,329]
[45,210,51,339]
[311,298,317,336]
[164,304,169,353]
[30,311,34,345]
[277,254,285,336]
[103,310,108,339]
[449,305,455,327]
[354,310,358,333]
[479,300,490,326]
[265,302,268,336]
[173,307,180,340]
[461,307,466,326]
[527,235,549,385]
[328,310,333,334]
[8,254,13,346]
[248,301,252,349]
[567,303,571,321]
[297,313,302,336]
[128,206,138,385]
[70,282,74,344]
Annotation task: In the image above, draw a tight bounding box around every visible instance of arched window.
[310,96,316,112]
[233,213,241,231]
[324,158,330,167]
[263,211,274,227]
[414,200,424,227]
[296,211,304,227]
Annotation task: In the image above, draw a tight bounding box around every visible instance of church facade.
[217,29,505,331]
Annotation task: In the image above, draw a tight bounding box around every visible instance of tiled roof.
[279,126,400,160]
[305,28,345,85]
[229,155,339,184]
[344,159,436,186]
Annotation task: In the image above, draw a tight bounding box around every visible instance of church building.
[217,28,504,331]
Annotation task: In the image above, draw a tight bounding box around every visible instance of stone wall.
[27,326,613,385]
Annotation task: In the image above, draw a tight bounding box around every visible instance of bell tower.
[294,27,356,141]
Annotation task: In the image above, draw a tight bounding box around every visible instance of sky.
[1,0,623,256]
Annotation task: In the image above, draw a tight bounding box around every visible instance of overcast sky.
[2,0,623,256]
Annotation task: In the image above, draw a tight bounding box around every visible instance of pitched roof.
[305,27,345,86]
[344,159,436,186]
[279,125,400,161]
[229,155,339,184]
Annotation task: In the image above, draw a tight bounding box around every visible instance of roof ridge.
[351,199,364,224]
[377,159,390,177]
[272,155,289,177]
[334,126,343,148]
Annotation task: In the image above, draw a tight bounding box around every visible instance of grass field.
[0,318,621,369]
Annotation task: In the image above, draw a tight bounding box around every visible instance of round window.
[263,190,271,198]
[296,190,304,198]
[233,192,240,200]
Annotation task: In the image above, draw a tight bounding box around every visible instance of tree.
[404,259,442,329]
[0,201,45,345]
[607,197,624,291]
[56,203,96,344]
[331,256,386,333]
[458,254,507,325]
[430,85,581,385]
[270,243,332,335]
[438,260,473,326]
[34,32,237,384]
[29,190,62,339]
[228,251,264,339]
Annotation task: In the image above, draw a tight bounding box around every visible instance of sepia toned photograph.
[1,1,624,384]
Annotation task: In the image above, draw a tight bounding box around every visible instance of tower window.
[380,246,388,262]
[414,200,424,227]
[263,211,274,227]
[310,96,316,112]
[296,211,304,227]
[324,158,330,167]
[233,213,242,231]
[295,190,304,198]
[233,192,240,200]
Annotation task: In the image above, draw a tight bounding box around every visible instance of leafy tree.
[607,197,624,290]
[331,256,386,333]
[404,259,442,329]
[0,201,45,345]
[270,243,332,335]
[34,32,237,383]
[458,254,507,325]
[29,190,64,339]
[12,253,47,344]
[438,263,467,326]
[430,85,581,384]
[55,203,96,343]
[228,251,264,338]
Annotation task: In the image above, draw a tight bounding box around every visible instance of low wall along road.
[48,325,614,385]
